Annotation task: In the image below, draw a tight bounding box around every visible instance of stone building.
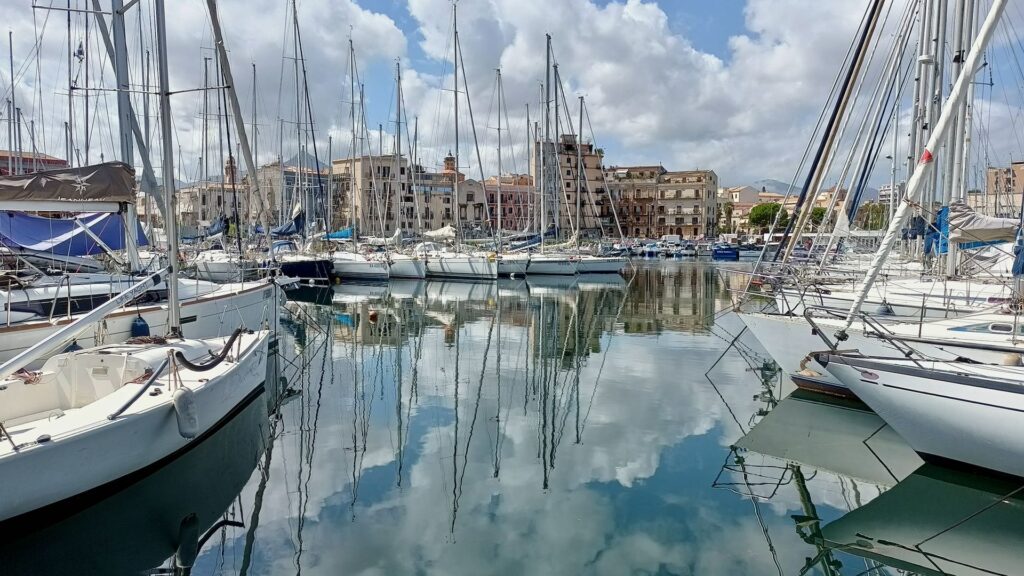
[329,152,494,237]
[656,169,719,238]
[176,158,251,236]
[605,166,718,239]
[245,158,329,227]
[484,174,534,233]
[977,162,1024,218]
[605,165,664,239]
[533,135,616,239]
[718,185,760,234]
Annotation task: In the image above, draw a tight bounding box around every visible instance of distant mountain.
[751,178,794,195]
[750,178,879,201]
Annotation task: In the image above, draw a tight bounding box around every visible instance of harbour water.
[1,260,1020,575]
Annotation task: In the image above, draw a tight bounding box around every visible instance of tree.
[810,207,827,230]
[749,202,788,233]
[719,201,734,234]
[854,202,889,230]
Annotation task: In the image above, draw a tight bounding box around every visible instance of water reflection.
[721,349,1024,576]
[0,388,273,575]
[16,261,1014,575]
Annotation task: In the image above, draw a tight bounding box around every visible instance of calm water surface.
[2,261,1020,575]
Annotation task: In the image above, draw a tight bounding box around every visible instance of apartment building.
[176,158,252,236]
[606,166,718,239]
[605,165,663,239]
[976,162,1024,218]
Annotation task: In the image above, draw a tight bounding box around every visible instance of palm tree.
[721,201,734,234]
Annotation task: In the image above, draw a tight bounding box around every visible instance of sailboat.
[385,59,426,280]
[809,0,1024,478]
[0,0,271,524]
[420,4,498,281]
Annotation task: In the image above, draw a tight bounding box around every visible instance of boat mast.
[154,0,181,335]
[202,57,210,229]
[838,0,1008,338]
[348,39,358,251]
[553,62,561,238]
[544,35,552,247]
[413,115,422,232]
[109,0,142,272]
[453,2,462,243]
[206,0,271,248]
[525,103,531,234]
[496,68,503,249]
[576,95,583,246]
[777,0,885,261]
[395,58,402,238]
[945,0,977,277]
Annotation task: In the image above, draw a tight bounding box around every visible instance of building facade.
[0,150,68,176]
[718,185,760,234]
[246,159,330,227]
[176,158,252,236]
[977,162,1024,218]
[605,165,664,239]
[606,166,718,239]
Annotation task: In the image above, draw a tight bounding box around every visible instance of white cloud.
[4,0,1022,192]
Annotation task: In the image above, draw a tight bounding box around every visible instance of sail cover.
[948,200,1019,244]
[271,204,305,237]
[326,227,353,240]
[364,228,402,246]
[0,162,136,205]
[423,224,457,240]
[0,211,149,255]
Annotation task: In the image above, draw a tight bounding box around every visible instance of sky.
[2,0,1023,189]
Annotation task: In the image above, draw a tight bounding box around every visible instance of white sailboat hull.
[0,281,277,366]
[496,253,529,276]
[387,255,426,279]
[741,311,1018,395]
[823,356,1024,477]
[424,255,498,279]
[575,256,626,274]
[332,255,389,280]
[0,330,270,522]
[526,255,577,276]
[192,250,260,283]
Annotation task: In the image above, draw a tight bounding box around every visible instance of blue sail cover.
[271,209,305,237]
[0,211,148,255]
[1014,230,1024,277]
[326,227,352,240]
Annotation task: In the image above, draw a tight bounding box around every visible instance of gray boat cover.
[948,200,1019,244]
[0,162,136,204]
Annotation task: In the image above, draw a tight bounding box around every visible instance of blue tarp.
[1014,231,1024,277]
[0,211,148,256]
[207,213,229,236]
[509,234,541,251]
[326,227,353,240]
[271,210,305,237]
[937,206,949,255]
